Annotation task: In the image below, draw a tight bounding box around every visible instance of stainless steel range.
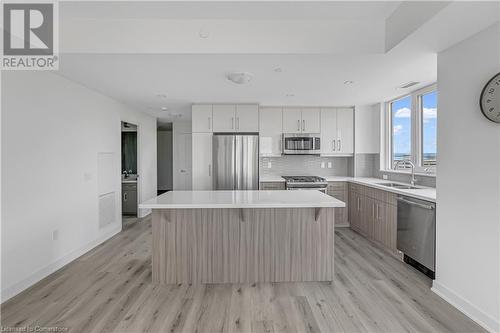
[282,176,328,193]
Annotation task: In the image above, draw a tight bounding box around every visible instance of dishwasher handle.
[397,197,434,210]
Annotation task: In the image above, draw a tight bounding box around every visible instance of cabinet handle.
[236,117,240,130]
[297,120,300,131]
[302,120,305,131]
[124,193,128,201]
[357,197,360,210]
[208,164,211,177]
[372,203,375,218]
[332,140,336,151]
[232,117,234,129]
[337,139,341,151]
[208,117,211,130]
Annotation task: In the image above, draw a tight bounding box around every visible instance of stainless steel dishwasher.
[397,196,436,278]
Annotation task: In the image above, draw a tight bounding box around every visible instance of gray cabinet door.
[122,188,137,215]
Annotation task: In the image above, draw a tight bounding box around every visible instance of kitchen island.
[139,190,345,285]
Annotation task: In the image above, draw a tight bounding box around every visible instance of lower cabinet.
[326,182,348,226]
[348,183,398,254]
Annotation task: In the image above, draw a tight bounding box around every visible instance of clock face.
[480,73,500,123]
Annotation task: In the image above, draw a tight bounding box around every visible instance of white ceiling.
[53,1,499,122]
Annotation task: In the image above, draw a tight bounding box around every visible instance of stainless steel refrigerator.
[213,134,259,190]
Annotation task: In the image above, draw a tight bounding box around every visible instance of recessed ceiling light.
[227,72,253,85]
[199,29,210,39]
[161,107,167,111]
[285,93,295,97]
[274,68,283,73]
[344,80,354,85]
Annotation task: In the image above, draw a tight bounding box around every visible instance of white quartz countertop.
[259,175,435,202]
[139,190,346,209]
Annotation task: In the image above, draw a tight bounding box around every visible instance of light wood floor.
[1,216,485,333]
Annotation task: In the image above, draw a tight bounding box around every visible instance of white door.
[259,107,283,156]
[336,108,354,154]
[282,108,302,133]
[320,108,338,155]
[191,104,212,133]
[212,104,236,132]
[175,133,192,190]
[301,108,321,133]
[236,105,259,132]
[192,133,213,190]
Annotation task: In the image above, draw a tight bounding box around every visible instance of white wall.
[355,104,380,154]
[157,130,173,191]
[172,120,192,190]
[1,71,157,302]
[433,23,500,333]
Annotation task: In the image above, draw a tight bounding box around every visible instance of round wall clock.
[479,72,500,123]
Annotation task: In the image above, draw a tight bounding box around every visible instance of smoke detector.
[226,72,253,85]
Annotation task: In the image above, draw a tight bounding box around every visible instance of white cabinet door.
[212,104,236,132]
[259,107,283,156]
[236,104,259,132]
[320,108,338,155]
[192,133,213,190]
[282,108,302,133]
[301,108,321,133]
[192,104,212,133]
[336,108,354,154]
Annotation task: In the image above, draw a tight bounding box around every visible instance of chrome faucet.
[395,160,417,186]
[122,170,129,179]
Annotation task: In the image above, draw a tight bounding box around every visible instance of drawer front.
[327,182,346,192]
[122,183,137,191]
[349,183,364,195]
[260,182,286,190]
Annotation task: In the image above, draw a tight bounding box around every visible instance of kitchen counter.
[139,190,345,209]
[142,190,343,285]
[260,175,436,202]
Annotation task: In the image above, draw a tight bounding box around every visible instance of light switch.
[267,162,272,169]
[327,162,332,168]
[321,162,325,169]
[382,174,388,180]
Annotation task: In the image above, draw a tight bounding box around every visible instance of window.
[390,96,412,169]
[421,91,437,167]
[384,85,437,174]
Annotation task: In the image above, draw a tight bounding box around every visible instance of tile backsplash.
[260,155,353,177]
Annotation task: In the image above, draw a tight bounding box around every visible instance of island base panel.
[152,207,335,284]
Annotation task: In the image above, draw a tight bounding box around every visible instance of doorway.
[157,122,173,195]
[121,121,138,225]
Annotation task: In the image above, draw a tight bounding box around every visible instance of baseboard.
[432,281,499,333]
[1,224,122,303]
[335,224,351,228]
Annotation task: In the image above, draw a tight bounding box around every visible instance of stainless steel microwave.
[282,133,321,155]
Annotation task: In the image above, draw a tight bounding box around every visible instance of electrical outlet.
[382,174,388,180]
[321,162,325,169]
[267,162,272,169]
[52,230,59,241]
[327,162,332,168]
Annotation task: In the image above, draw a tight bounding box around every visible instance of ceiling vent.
[399,81,420,89]
[227,72,253,85]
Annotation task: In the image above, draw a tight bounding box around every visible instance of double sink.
[375,182,421,190]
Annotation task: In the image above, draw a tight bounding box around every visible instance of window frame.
[383,84,437,175]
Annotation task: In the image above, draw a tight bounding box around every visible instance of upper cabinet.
[212,104,237,132]
[259,107,283,156]
[320,107,354,156]
[192,104,213,133]
[236,105,259,132]
[211,104,259,132]
[283,108,320,133]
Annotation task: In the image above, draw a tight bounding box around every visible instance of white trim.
[432,281,500,333]
[0,224,122,303]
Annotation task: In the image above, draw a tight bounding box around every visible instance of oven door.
[282,134,321,155]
